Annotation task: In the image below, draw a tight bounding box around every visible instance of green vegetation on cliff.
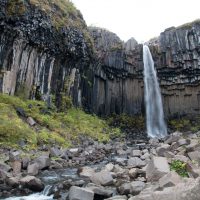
[6,0,94,53]
[0,94,120,149]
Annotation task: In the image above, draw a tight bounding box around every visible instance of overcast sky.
[72,0,200,43]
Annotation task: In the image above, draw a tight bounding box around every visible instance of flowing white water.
[143,45,167,138]
[4,186,53,200]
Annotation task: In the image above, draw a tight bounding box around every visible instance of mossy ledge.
[0,94,121,150]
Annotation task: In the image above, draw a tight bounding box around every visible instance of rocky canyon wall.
[0,0,93,109]
[1,0,200,118]
[89,20,200,118]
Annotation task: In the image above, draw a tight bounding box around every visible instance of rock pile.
[1,131,200,199]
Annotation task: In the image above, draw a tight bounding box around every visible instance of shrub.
[170,160,188,177]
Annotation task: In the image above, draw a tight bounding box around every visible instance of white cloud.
[72,0,200,42]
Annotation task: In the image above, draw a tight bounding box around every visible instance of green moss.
[29,0,82,30]
[170,160,189,177]
[169,117,200,132]
[0,93,120,149]
[15,84,30,100]
[0,103,37,148]
[169,119,190,131]
[108,113,145,132]
[7,0,26,16]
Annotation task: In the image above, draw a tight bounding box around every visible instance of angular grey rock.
[129,168,139,178]
[69,148,79,154]
[129,168,146,179]
[34,155,50,170]
[22,157,30,169]
[12,160,21,176]
[130,181,146,195]
[118,182,132,195]
[105,195,127,200]
[129,177,200,200]
[6,177,20,187]
[118,181,145,195]
[177,138,190,146]
[69,186,94,200]
[173,155,189,163]
[0,169,8,180]
[27,117,36,126]
[146,156,170,182]
[131,150,142,157]
[87,183,114,198]
[164,132,182,144]
[159,171,182,188]
[188,151,200,164]
[186,139,200,152]
[20,176,44,192]
[50,147,62,157]
[128,157,146,168]
[9,151,20,161]
[186,162,200,178]
[156,144,170,157]
[0,161,11,172]
[105,163,114,171]
[27,163,39,176]
[78,166,95,178]
[90,170,114,186]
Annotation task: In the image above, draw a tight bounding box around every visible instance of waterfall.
[143,45,167,138]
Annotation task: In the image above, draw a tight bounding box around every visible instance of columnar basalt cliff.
[88,27,144,116]
[1,0,200,118]
[154,22,200,117]
[0,0,93,108]
[89,21,200,117]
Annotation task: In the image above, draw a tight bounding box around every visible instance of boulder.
[130,181,146,195]
[9,151,21,161]
[87,183,114,198]
[11,160,21,175]
[20,176,44,192]
[27,117,36,126]
[50,147,62,157]
[0,169,8,180]
[118,181,145,195]
[105,163,114,171]
[156,144,170,157]
[69,186,94,200]
[0,162,11,172]
[118,183,132,195]
[128,158,146,168]
[146,156,170,182]
[34,155,50,170]
[131,150,142,157]
[129,177,200,200]
[78,166,95,178]
[186,162,200,178]
[188,151,200,164]
[105,196,127,200]
[177,138,190,146]
[22,157,30,169]
[159,171,182,188]
[27,163,39,176]
[90,170,114,186]
[164,132,182,144]
[6,177,20,187]
[129,168,146,179]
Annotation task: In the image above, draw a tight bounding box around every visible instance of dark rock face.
[88,27,144,116]
[154,22,200,117]
[1,1,200,118]
[88,21,200,117]
[0,0,93,108]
